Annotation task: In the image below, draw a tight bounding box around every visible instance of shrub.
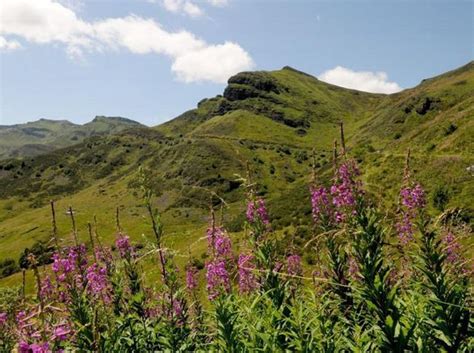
[0,259,19,279]
[444,123,457,136]
[18,240,55,270]
[432,185,450,211]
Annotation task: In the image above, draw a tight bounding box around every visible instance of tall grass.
[0,137,472,352]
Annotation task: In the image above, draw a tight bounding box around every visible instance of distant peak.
[281,66,317,79]
[91,116,142,125]
[38,118,74,124]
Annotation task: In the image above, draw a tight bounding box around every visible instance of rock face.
[227,71,280,93]
[223,71,280,101]
[223,85,263,101]
[415,96,440,115]
[401,96,441,116]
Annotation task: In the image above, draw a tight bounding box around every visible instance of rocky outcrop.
[415,96,440,115]
[224,71,280,101]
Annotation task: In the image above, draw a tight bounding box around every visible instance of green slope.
[0,116,144,160]
[0,62,472,286]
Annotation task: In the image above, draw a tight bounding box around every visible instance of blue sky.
[0,0,472,126]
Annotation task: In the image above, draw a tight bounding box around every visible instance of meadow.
[0,142,472,352]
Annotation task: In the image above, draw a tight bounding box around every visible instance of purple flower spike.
[186,266,198,291]
[238,253,259,294]
[397,182,426,245]
[116,235,134,258]
[310,186,332,224]
[18,342,50,353]
[0,312,7,326]
[247,198,271,229]
[39,277,53,301]
[246,201,256,223]
[205,259,230,300]
[207,226,232,259]
[85,263,111,303]
[330,160,363,223]
[53,324,71,341]
[287,254,302,277]
[443,231,461,263]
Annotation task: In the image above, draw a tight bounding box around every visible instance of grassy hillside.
[0,116,144,160]
[0,62,472,287]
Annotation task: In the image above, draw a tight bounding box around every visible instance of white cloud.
[0,0,253,83]
[182,1,204,17]
[161,0,203,17]
[319,66,402,94]
[162,0,183,13]
[159,0,228,17]
[0,36,22,51]
[0,0,94,55]
[207,0,229,6]
[172,42,254,83]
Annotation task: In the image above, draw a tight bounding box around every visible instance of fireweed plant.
[0,134,472,352]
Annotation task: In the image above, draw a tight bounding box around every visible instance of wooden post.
[339,122,346,156]
[68,206,79,247]
[50,200,59,251]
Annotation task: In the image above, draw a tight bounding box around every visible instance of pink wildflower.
[115,235,134,258]
[53,324,70,341]
[442,232,461,263]
[205,260,230,300]
[85,263,111,303]
[39,276,54,301]
[186,266,198,291]
[207,226,232,259]
[397,182,426,245]
[310,186,332,224]
[0,312,7,326]
[330,160,363,223]
[246,198,271,228]
[287,254,302,277]
[238,253,259,294]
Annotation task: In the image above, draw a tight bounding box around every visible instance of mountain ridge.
[0,116,144,160]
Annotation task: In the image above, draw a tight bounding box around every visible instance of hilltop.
[0,116,144,160]
[0,62,472,286]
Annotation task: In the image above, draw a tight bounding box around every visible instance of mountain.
[0,62,472,286]
[0,116,144,160]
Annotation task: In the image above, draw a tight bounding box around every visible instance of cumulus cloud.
[207,0,229,6]
[159,0,228,17]
[0,36,22,51]
[319,66,402,94]
[182,2,203,17]
[172,42,253,83]
[0,0,253,83]
[162,0,203,17]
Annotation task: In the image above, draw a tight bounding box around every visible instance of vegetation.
[0,116,143,160]
[0,144,472,352]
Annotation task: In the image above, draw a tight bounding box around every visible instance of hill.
[0,62,472,287]
[0,116,144,160]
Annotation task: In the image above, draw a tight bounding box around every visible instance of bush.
[294,150,308,163]
[18,240,55,270]
[444,123,457,136]
[432,185,450,211]
[0,258,19,279]
[226,213,246,232]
